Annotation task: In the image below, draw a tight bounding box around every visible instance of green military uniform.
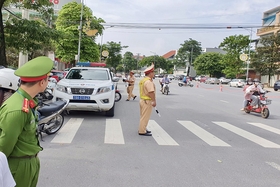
[0,56,53,187]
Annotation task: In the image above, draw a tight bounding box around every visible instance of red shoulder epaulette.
[22,98,29,113]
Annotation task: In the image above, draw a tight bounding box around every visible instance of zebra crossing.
[49,118,280,148]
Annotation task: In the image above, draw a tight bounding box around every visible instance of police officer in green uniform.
[0,56,53,187]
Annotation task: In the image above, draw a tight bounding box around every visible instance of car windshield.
[66,69,109,80]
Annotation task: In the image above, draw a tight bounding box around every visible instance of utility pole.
[187,46,193,76]
[18,9,29,68]
[246,28,253,80]
[77,0,84,63]
[137,53,140,73]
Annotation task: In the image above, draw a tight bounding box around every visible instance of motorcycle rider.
[241,79,265,110]
[0,68,19,106]
[161,74,170,92]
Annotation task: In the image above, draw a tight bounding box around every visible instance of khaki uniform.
[138,77,155,134]
[127,75,136,100]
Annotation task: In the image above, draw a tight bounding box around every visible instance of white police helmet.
[0,68,19,91]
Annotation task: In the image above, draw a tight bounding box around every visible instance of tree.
[55,2,104,63]
[122,51,137,73]
[251,33,280,85]
[219,35,250,78]
[104,41,127,72]
[139,55,168,74]
[0,0,54,66]
[193,52,224,77]
[175,38,202,76]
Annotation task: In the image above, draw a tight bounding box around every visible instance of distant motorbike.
[244,92,271,118]
[162,82,170,95]
[36,99,69,139]
[178,80,194,87]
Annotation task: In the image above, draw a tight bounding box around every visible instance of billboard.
[50,0,80,10]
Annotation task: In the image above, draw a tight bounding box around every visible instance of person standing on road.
[0,56,53,187]
[138,64,156,136]
[125,71,137,101]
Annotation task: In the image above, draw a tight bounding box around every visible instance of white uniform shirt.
[0,152,16,187]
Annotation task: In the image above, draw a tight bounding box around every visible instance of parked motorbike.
[36,99,69,139]
[178,80,194,87]
[162,83,170,95]
[244,92,271,118]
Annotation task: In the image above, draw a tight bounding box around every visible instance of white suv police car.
[53,67,119,117]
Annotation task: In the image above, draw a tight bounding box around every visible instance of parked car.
[199,76,208,83]
[274,80,280,91]
[205,77,220,84]
[134,73,140,78]
[167,74,175,80]
[196,75,205,81]
[51,70,67,82]
[228,79,245,87]
[219,77,231,84]
[53,67,119,117]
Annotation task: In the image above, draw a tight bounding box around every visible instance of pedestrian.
[0,56,53,187]
[125,71,137,101]
[138,64,156,136]
[0,151,16,187]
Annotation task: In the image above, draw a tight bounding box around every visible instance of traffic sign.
[239,54,248,61]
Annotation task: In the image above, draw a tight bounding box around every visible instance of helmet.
[0,68,19,91]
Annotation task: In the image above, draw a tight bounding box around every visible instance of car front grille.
[71,88,94,95]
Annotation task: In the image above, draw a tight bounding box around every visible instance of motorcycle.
[162,82,170,95]
[37,80,56,102]
[115,89,122,102]
[244,92,271,118]
[36,99,69,139]
[178,80,194,87]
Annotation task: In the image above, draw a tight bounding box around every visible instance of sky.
[84,0,280,57]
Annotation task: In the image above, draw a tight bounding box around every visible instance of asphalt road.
[37,79,280,187]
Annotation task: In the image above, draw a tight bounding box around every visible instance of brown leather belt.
[128,84,134,86]
[9,153,38,159]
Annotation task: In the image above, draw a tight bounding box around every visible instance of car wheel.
[105,104,115,117]
[274,88,278,91]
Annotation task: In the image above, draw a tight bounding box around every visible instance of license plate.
[73,96,90,100]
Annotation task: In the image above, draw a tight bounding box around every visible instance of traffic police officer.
[0,56,53,187]
[125,71,137,101]
[138,64,156,136]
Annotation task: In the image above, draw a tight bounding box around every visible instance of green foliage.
[219,35,250,78]
[55,2,104,63]
[139,55,168,73]
[193,52,224,77]
[123,51,137,73]
[251,33,280,83]
[104,41,127,72]
[175,38,202,76]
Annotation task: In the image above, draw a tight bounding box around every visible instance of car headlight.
[96,86,111,94]
[56,85,67,93]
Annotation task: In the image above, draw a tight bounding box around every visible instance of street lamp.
[246,28,253,80]
[77,0,84,63]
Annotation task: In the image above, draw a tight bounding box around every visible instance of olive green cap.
[15,56,53,81]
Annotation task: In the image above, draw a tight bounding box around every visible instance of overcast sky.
[84,0,279,57]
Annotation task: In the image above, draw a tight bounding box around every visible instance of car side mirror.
[112,77,119,82]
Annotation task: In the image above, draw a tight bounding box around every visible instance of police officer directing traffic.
[0,56,53,187]
[138,64,156,136]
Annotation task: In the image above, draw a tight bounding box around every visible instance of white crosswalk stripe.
[178,121,231,147]
[247,122,280,135]
[105,119,125,144]
[51,118,84,144]
[49,118,280,148]
[213,121,280,148]
[148,120,179,146]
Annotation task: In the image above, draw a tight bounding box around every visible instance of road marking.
[51,118,83,144]
[178,121,231,147]
[266,162,280,172]
[220,100,229,103]
[247,123,280,135]
[148,120,179,146]
[213,122,280,148]
[104,119,124,144]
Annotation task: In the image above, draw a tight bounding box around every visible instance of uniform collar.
[17,88,38,109]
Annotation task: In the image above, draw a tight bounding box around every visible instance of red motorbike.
[244,92,271,118]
